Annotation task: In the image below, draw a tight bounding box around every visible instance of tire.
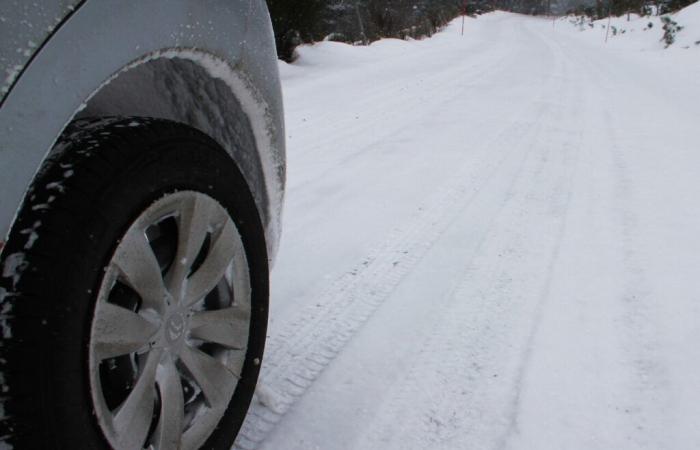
[0,117,269,449]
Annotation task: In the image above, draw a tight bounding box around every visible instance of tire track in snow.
[563,41,673,448]
[496,32,584,447]
[355,37,585,449]
[604,111,668,450]
[233,67,562,449]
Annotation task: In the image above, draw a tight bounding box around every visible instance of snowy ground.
[563,2,700,49]
[235,8,700,450]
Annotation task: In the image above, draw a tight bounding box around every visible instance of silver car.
[0,2,285,448]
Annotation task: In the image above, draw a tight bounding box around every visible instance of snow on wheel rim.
[88,191,251,450]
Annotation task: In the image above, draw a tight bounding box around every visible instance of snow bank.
[560,1,700,50]
[278,15,482,79]
[674,1,700,46]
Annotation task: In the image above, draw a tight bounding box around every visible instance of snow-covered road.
[236,11,700,450]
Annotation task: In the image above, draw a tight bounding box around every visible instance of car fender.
[0,0,285,261]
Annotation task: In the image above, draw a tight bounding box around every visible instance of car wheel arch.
[75,50,281,259]
[0,1,285,261]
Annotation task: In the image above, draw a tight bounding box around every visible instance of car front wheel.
[0,118,268,449]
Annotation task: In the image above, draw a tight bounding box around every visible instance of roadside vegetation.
[267,0,698,60]
[267,0,480,60]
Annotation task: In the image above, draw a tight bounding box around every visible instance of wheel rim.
[89,191,251,450]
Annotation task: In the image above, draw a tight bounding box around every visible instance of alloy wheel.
[88,191,251,450]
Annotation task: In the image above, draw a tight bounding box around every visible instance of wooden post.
[605,1,612,42]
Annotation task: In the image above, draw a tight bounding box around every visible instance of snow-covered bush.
[660,15,684,46]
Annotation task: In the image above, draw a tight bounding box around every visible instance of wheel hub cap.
[88,191,252,450]
[165,312,186,342]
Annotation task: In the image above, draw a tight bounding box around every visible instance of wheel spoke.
[92,302,158,360]
[112,228,168,313]
[225,349,247,379]
[113,349,162,449]
[189,307,248,350]
[184,218,236,306]
[152,358,185,450]
[168,196,215,300]
[180,344,237,409]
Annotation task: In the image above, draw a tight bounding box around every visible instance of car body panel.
[0,0,285,260]
[0,0,83,98]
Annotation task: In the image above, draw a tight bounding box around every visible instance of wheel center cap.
[165,312,187,344]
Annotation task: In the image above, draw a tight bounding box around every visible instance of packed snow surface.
[235,9,700,450]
